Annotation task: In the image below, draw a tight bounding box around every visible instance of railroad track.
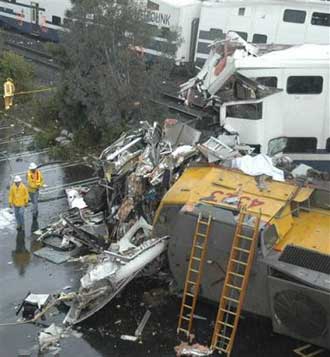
[4,40,61,71]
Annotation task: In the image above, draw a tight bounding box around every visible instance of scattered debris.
[39,323,63,353]
[38,323,82,353]
[120,334,138,342]
[135,309,152,338]
[21,293,50,320]
[175,342,213,356]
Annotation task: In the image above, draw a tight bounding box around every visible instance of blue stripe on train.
[0,14,60,41]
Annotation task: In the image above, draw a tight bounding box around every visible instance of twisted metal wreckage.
[29,35,329,348]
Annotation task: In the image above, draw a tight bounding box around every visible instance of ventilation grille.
[279,245,330,274]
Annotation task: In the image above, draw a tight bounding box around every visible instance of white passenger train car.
[195,0,330,66]
[0,0,71,41]
[222,45,330,161]
[143,0,201,63]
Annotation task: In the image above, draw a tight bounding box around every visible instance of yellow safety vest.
[8,183,29,207]
[27,169,44,192]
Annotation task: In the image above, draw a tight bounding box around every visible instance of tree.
[57,0,179,141]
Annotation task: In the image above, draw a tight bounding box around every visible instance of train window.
[209,28,224,40]
[231,31,248,40]
[195,58,206,68]
[256,77,278,88]
[161,27,170,37]
[284,138,317,153]
[287,76,323,94]
[252,34,267,43]
[268,137,288,156]
[147,0,159,11]
[52,16,61,26]
[311,12,330,27]
[148,39,176,54]
[197,42,210,54]
[283,9,306,24]
[238,8,245,16]
[326,138,330,152]
[226,103,263,120]
[198,29,224,41]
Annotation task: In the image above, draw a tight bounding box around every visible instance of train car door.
[30,2,39,33]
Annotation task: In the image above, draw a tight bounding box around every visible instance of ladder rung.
[226,283,242,291]
[217,321,234,328]
[223,296,240,303]
[233,246,250,253]
[196,233,207,237]
[183,304,192,309]
[217,321,235,328]
[178,328,189,333]
[220,308,237,315]
[231,259,247,266]
[198,220,210,225]
[186,292,194,297]
[214,346,228,353]
[217,333,231,340]
[237,234,253,241]
[192,257,201,261]
[190,268,199,273]
[229,271,244,278]
[194,244,203,249]
[187,280,197,285]
[181,316,191,321]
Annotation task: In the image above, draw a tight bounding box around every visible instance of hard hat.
[29,162,37,170]
[14,175,22,182]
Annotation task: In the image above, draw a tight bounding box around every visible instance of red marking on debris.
[249,198,264,208]
[200,190,265,208]
[164,118,178,126]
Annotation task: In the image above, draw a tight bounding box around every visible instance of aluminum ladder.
[211,207,261,356]
[177,213,212,337]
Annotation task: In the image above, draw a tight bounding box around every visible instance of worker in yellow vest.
[8,175,29,230]
[3,78,15,110]
[26,162,44,218]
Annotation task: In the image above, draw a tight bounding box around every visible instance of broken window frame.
[311,12,330,27]
[223,99,263,120]
[268,137,288,156]
[230,30,248,41]
[255,76,278,88]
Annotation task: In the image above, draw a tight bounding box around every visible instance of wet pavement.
[0,121,328,357]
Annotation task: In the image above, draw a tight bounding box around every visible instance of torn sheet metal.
[81,236,168,288]
[232,154,285,182]
[33,247,72,264]
[164,119,201,147]
[198,136,239,162]
[64,215,169,324]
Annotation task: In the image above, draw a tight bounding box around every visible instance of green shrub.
[0,51,34,93]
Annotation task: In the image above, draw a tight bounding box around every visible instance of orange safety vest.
[27,169,44,192]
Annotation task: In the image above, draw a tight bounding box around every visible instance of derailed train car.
[153,164,330,349]
[0,0,71,41]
